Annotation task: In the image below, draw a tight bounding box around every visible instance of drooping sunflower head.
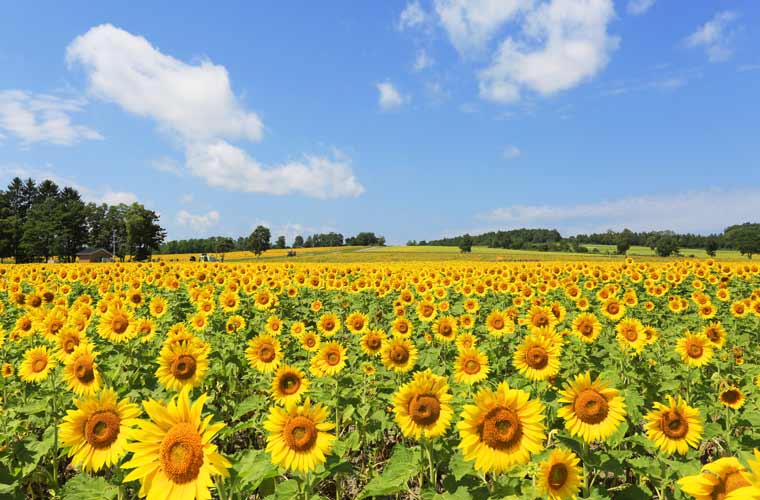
[392,369,454,440]
[122,389,231,498]
[513,333,561,382]
[678,457,751,500]
[644,396,703,455]
[59,388,141,472]
[454,348,489,385]
[557,372,627,444]
[20,345,56,383]
[538,448,583,500]
[156,340,209,391]
[360,330,387,357]
[381,335,418,373]
[271,365,309,405]
[245,334,283,374]
[676,332,714,368]
[63,343,102,397]
[457,381,546,474]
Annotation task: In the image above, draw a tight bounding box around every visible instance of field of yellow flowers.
[1,258,760,499]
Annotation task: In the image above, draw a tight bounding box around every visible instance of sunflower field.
[1,258,760,499]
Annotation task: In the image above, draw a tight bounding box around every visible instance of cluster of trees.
[159,230,386,256]
[412,225,760,259]
[0,177,165,262]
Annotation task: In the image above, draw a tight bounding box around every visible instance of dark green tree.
[248,225,271,256]
[459,234,473,253]
[293,235,304,248]
[705,237,719,257]
[655,235,679,257]
[275,235,286,249]
[616,228,634,255]
[124,203,166,261]
[725,223,760,259]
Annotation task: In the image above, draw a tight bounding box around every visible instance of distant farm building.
[76,248,114,263]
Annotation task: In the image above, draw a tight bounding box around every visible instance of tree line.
[412,225,760,258]
[0,177,165,263]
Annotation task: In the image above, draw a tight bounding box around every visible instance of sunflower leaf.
[60,474,118,500]
[232,449,280,491]
[359,444,419,498]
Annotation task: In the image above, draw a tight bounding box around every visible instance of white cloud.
[479,188,760,235]
[176,209,220,229]
[399,2,429,31]
[151,156,183,176]
[434,0,530,56]
[413,49,434,71]
[97,190,139,205]
[0,90,102,145]
[376,81,407,110]
[502,145,521,159]
[626,0,655,15]
[479,0,618,103]
[67,24,364,199]
[185,141,364,198]
[685,11,739,63]
[67,24,263,142]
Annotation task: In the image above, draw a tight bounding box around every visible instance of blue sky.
[1,0,758,244]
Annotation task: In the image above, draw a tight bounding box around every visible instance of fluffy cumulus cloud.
[67,24,364,198]
[398,1,429,30]
[185,141,364,198]
[626,0,655,15]
[479,188,760,235]
[478,0,618,103]
[376,81,407,110]
[176,209,220,229]
[66,24,263,142]
[0,90,102,145]
[434,0,529,55]
[685,11,739,63]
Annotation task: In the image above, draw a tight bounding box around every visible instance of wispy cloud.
[685,11,739,63]
[627,0,655,16]
[479,188,760,235]
[376,81,408,110]
[176,209,220,229]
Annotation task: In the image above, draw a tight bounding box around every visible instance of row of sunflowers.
[1,258,760,499]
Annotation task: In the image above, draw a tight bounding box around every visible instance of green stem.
[50,375,59,488]
[581,441,590,498]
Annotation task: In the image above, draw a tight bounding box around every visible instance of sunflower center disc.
[397,323,408,333]
[111,316,128,334]
[75,358,95,383]
[574,389,609,425]
[623,328,638,341]
[32,358,47,373]
[64,339,78,353]
[607,304,619,315]
[353,319,364,330]
[408,394,441,426]
[367,336,381,349]
[687,342,703,358]
[326,351,341,365]
[258,345,276,362]
[548,463,568,489]
[463,359,480,375]
[713,470,751,500]
[390,345,409,364]
[526,346,549,369]
[481,407,522,450]
[279,374,301,395]
[659,410,689,439]
[439,324,452,337]
[581,323,594,336]
[491,318,504,330]
[85,410,121,449]
[324,320,335,330]
[284,415,318,452]
[534,315,549,327]
[160,422,205,484]
[171,355,197,380]
[722,390,740,404]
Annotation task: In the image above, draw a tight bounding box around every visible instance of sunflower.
[346,311,369,334]
[149,296,169,318]
[122,389,231,500]
[97,307,137,343]
[571,313,601,343]
[416,301,437,323]
[537,449,583,500]
[527,305,557,332]
[317,313,341,337]
[245,334,283,374]
[299,331,321,352]
[188,313,208,332]
[63,344,102,396]
[391,317,413,337]
[392,369,453,439]
[254,290,276,310]
[513,333,561,382]
[218,290,239,313]
[225,315,246,334]
[616,318,646,353]
[19,346,56,383]
[59,388,141,472]
[600,297,626,321]
[136,318,157,343]
[678,457,751,500]
[457,381,546,473]
[310,342,347,377]
[485,310,514,337]
[264,398,335,473]
[557,372,627,443]
[456,332,477,350]
[271,365,309,405]
[290,321,306,337]
[2,363,14,378]
[432,316,458,343]
[454,348,489,385]
[644,396,703,455]
[55,327,86,362]
[703,322,726,349]
[381,335,418,373]
[720,387,745,409]
[265,316,284,336]
[360,330,387,357]
[676,332,713,368]
[156,341,209,391]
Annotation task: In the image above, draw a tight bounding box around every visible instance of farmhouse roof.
[76,247,113,256]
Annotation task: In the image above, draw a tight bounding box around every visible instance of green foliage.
[248,225,272,256]
[725,223,760,258]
